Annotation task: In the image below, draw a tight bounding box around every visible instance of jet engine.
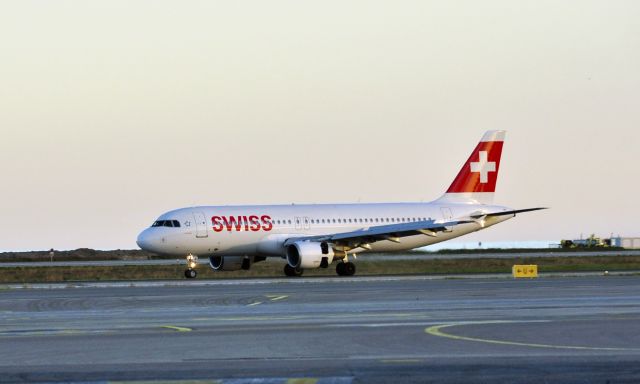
[286,241,334,269]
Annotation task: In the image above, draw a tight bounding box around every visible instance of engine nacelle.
[286,241,334,269]
[209,256,250,271]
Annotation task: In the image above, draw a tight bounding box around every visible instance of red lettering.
[223,216,243,232]
[212,216,223,232]
[249,215,260,231]
[261,215,273,231]
[213,214,273,232]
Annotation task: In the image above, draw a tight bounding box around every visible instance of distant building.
[611,237,640,249]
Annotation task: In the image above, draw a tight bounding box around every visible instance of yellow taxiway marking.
[426,322,639,351]
[286,379,318,384]
[247,301,263,306]
[268,295,289,301]
[161,325,192,332]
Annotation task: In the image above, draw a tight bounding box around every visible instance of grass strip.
[1,256,639,284]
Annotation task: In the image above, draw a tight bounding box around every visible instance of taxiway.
[1,275,639,383]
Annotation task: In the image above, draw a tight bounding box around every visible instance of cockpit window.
[151,220,181,228]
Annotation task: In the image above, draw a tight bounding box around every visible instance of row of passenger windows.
[152,220,181,228]
[151,217,429,228]
[272,217,430,225]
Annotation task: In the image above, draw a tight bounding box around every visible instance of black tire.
[284,264,303,277]
[336,262,346,276]
[344,262,356,276]
[185,269,197,279]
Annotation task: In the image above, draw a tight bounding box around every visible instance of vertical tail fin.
[437,130,505,204]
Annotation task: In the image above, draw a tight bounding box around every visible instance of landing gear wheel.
[284,264,303,277]
[184,269,197,279]
[344,262,356,276]
[336,262,356,276]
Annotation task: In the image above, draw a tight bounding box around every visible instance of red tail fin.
[439,131,505,204]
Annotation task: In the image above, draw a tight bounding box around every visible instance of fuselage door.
[193,212,208,238]
[295,217,302,231]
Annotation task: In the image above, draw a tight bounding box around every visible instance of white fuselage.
[136,201,513,258]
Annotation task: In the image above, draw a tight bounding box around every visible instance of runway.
[1,276,640,383]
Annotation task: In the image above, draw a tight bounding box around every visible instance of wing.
[283,207,547,251]
[283,218,473,250]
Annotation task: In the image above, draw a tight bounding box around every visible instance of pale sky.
[1,1,639,251]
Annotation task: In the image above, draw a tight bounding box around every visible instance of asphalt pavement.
[1,275,639,383]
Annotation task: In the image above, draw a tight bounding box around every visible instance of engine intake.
[286,241,334,269]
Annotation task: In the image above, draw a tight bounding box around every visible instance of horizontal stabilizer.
[471,207,547,219]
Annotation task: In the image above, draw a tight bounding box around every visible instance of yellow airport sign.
[512,264,538,278]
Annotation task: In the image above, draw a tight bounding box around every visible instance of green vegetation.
[1,255,639,284]
[1,247,630,263]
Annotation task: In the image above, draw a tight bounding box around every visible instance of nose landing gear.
[185,254,198,279]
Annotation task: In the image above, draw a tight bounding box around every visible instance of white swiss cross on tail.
[470,151,496,184]
[440,130,505,204]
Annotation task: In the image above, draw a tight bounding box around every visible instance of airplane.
[136,130,545,278]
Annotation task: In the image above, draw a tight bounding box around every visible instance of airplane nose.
[136,229,152,251]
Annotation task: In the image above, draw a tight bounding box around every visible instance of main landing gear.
[284,264,303,277]
[336,261,356,276]
[184,254,198,279]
